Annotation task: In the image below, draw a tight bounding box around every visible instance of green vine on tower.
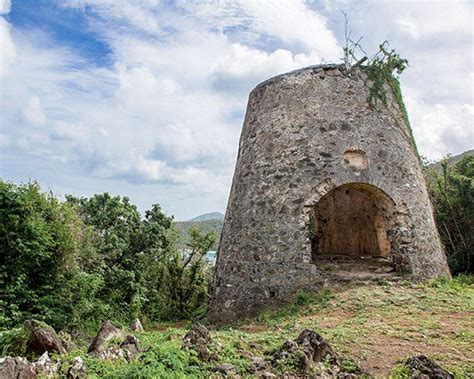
[364,41,408,107]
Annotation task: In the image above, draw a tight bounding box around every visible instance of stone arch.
[305,182,400,269]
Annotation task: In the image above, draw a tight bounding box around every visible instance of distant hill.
[427,149,474,172]
[176,213,224,250]
[187,212,224,222]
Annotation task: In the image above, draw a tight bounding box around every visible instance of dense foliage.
[0,181,215,330]
[427,155,474,274]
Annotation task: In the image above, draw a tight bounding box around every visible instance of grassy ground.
[2,276,473,378]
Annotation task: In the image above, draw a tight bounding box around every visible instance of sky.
[0,0,473,220]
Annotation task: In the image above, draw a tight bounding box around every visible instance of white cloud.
[0,17,16,75]
[1,0,472,219]
[177,0,340,59]
[405,92,474,160]
[0,0,11,15]
[397,15,419,39]
[22,96,46,126]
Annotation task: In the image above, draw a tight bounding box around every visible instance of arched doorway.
[310,183,397,275]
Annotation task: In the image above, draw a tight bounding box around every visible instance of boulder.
[273,329,339,374]
[0,353,60,379]
[120,335,141,361]
[0,356,37,379]
[23,320,66,355]
[294,329,339,365]
[405,355,454,379]
[97,347,126,362]
[130,318,144,332]
[66,356,87,379]
[33,352,58,378]
[183,322,211,346]
[182,323,217,361]
[96,334,141,362]
[88,320,124,354]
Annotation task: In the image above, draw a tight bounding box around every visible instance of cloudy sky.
[0,0,472,220]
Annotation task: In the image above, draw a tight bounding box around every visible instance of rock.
[183,322,211,346]
[120,335,140,361]
[405,355,454,378]
[273,330,339,374]
[23,320,66,355]
[182,323,216,361]
[294,329,339,364]
[214,363,236,376]
[88,320,124,354]
[33,352,58,377]
[97,347,126,362]
[130,318,144,332]
[0,353,60,379]
[66,357,87,378]
[0,356,37,379]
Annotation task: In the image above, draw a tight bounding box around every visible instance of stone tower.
[209,65,450,324]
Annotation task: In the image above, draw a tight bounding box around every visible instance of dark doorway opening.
[310,183,397,279]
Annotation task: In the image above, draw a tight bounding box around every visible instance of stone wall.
[208,65,450,324]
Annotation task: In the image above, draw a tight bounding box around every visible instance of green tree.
[159,227,216,319]
[429,155,474,274]
[0,181,100,328]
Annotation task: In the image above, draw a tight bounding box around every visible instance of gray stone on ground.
[96,346,126,362]
[120,335,141,361]
[23,320,66,355]
[294,329,339,364]
[33,352,58,377]
[273,329,339,373]
[130,318,144,332]
[182,323,217,361]
[94,334,140,362]
[88,320,124,354]
[0,356,37,379]
[405,355,454,379]
[0,352,59,379]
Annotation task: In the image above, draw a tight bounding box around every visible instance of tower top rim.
[252,63,345,93]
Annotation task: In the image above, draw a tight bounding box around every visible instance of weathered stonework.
[208,65,450,324]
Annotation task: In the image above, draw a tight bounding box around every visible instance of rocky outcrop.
[273,329,339,373]
[182,323,218,361]
[130,318,144,332]
[88,320,124,354]
[0,352,61,379]
[23,320,66,355]
[120,335,141,361]
[92,334,141,362]
[294,329,339,365]
[405,355,454,379]
[0,356,37,379]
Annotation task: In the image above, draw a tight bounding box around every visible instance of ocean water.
[206,250,217,265]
